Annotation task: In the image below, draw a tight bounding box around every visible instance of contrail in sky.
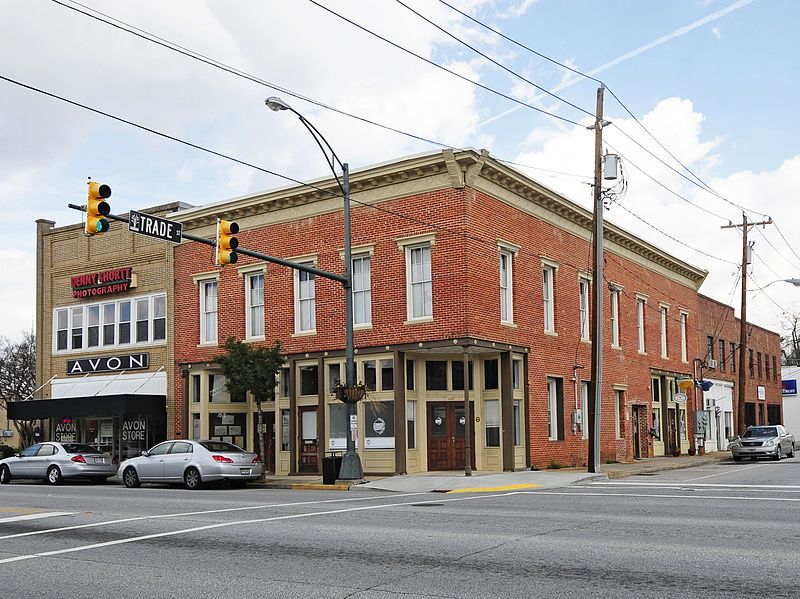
[479,0,755,128]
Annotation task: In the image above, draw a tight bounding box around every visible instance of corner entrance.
[426,402,475,471]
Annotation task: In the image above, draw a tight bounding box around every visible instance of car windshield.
[200,441,244,453]
[743,427,778,438]
[61,443,103,454]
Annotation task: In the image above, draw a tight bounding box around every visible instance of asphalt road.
[1,457,799,598]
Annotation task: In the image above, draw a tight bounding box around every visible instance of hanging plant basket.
[335,384,367,404]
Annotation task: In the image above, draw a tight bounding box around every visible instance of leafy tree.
[0,331,36,447]
[214,337,284,473]
[780,312,800,366]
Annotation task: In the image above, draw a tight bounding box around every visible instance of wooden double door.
[427,402,475,471]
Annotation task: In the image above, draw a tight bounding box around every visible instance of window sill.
[404,317,433,325]
[354,323,373,331]
[544,330,558,337]
[580,338,591,344]
[292,330,317,338]
[53,340,168,356]
[611,344,621,350]
[501,321,518,329]
[244,336,266,344]
[638,350,647,356]
[197,342,218,349]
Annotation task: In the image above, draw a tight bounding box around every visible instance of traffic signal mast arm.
[67,203,347,285]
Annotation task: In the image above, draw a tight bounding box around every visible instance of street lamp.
[265,96,361,481]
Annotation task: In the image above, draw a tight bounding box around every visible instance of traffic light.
[216,218,239,265]
[86,181,111,235]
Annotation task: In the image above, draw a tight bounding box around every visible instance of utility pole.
[588,84,606,474]
[721,213,772,434]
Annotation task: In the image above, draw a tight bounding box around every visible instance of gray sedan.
[0,442,118,485]
[729,425,796,461]
[118,439,263,490]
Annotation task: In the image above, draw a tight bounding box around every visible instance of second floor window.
[719,340,726,371]
[610,287,620,347]
[352,255,372,326]
[660,305,668,358]
[246,272,265,338]
[730,342,736,372]
[579,278,590,341]
[406,244,432,320]
[680,313,688,362]
[500,251,513,323]
[200,280,218,344]
[295,268,316,333]
[543,266,555,333]
[637,297,646,352]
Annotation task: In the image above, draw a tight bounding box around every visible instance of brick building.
[170,149,710,474]
[697,294,782,451]
[11,202,187,461]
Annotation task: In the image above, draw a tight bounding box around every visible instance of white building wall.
[51,372,167,398]
[702,379,734,452]
[781,366,800,435]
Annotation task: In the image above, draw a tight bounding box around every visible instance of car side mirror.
[14,453,20,458]
[141,450,149,457]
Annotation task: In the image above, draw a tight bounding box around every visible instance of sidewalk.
[254,451,729,492]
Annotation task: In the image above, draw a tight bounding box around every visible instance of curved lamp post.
[265,96,362,481]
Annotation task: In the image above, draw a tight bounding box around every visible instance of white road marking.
[0,492,429,541]
[0,512,74,524]
[685,463,772,481]
[590,481,800,490]
[0,492,519,566]
[528,490,800,502]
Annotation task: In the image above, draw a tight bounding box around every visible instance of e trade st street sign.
[67,352,150,375]
[128,210,182,243]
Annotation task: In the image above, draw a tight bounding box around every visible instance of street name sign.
[128,210,182,243]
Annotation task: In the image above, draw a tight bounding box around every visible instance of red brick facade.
[169,150,775,472]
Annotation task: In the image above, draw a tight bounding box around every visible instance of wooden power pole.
[721,213,772,435]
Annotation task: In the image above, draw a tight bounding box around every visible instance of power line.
[304,0,583,127]
[392,0,594,118]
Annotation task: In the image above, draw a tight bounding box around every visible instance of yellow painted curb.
[290,483,351,491]
[446,483,542,493]
[0,507,44,514]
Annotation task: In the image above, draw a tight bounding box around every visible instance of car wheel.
[0,465,11,484]
[788,445,796,459]
[773,446,782,461]
[46,466,63,486]
[123,467,141,488]
[184,467,202,490]
[732,456,742,462]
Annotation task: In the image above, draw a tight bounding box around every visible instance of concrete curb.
[605,456,728,479]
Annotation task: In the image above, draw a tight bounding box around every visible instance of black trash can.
[322,453,343,485]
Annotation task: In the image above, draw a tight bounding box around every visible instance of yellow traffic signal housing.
[86,181,111,235]
[216,218,239,265]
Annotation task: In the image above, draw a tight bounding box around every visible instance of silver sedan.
[118,439,263,490]
[0,442,118,485]
[729,425,796,461]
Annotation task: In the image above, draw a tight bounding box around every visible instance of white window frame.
[579,277,590,341]
[637,296,647,353]
[294,265,316,334]
[200,279,218,345]
[500,250,514,324]
[660,304,669,358]
[542,262,556,334]
[610,286,620,348]
[680,312,688,363]
[547,377,558,440]
[52,293,168,354]
[405,244,432,321]
[614,389,624,439]
[245,271,265,339]
[581,380,589,439]
[352,254,372,327]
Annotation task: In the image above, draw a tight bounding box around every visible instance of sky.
[1,0,799,349]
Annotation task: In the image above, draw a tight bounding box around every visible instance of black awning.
[7,394,166,421]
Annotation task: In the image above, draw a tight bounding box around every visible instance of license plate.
[240,468,251,475]
[94,457,104,463]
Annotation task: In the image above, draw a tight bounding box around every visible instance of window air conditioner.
[707,359,718,369]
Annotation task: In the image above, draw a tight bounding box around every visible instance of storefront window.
[452,360,473,391]
[281,410,290,451]
[209,374,226,403]
[406,359,415,391]
[485,400,500,447]
[513,400,522,446]
[192,414,201,440]
[381,359,394,391]
[364,401,394,449]
[209,412,245,448]
[425,361,447,390]
[329,403,347,450]
[300,366,318,396]
[191,374,200,403]
[652,408,661,439]
[407,401,416,449]
[680,409,687,440]
[484,359,499,390]
[364,361,377,391]
[512,360,522,390]
[328,363,341,392]
[280,368,290,398]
